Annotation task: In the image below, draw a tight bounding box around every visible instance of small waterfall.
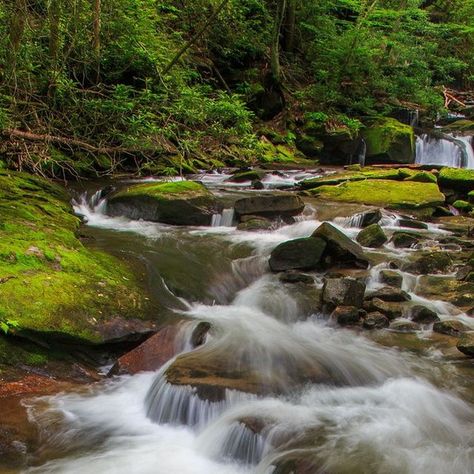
[211,208,235,227]
[358,139,367,167]
[415,133,474,169]
[72,189,108,220]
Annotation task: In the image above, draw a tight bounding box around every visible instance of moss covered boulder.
[356,224,387,248]
[107,180,219,226]
[0,170,153,345]
[269,237,327,272]
[309,180,444,210]
[438,168,474,193]
[361,118,415,164]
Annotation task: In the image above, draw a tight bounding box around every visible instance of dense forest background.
[1,0,473,177]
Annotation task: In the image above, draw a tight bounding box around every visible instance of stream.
[18,171,474,473]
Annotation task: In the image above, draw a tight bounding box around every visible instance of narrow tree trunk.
[270,0,287,85]
[92,0,101,82]
[49,0,61,67]
[6,0,28,84]
[284,0,296,53]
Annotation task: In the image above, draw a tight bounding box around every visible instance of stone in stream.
[433,320,470,337]
[312,222,369,269]
[330,306,362,326]
[107,181,219,226]
[322,277,366,309]
[227,169,265,183]
[410,305,440,324]
[363,312,390,329]
[269,237,327,272]
[456,332,474,357]
[356,224,388,248]
[365,298,404,320]
[237,218,273,231]
[234,194,305,221]
[379,269,403,288]
[389,320,421,333]
[356,209,383,228]
[279,271,314,284]
[405,252,452,275]
[398,218,428,230]
[391,231,421,248]
[368,287,411,302]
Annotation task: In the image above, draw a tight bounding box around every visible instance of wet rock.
[107,181,219,226]
[252,179,265,190]
[379,269,403,288]
[453,200,472,213]
[190,322,211,347]
[438,167,474,193]
[330,306,362,326]
[234,194,305,220]
[279,271,314,284]
[356,224,387,248]
[389,320,421,332]
[228,170,265,183]
[366,298,404,320]
[410,305,440,324]
[322,277,366,309]
[368,287,411,302]
[312,222,369,269]
[363,312,390,329]
[358,209,383,228]
[405,252,452,275]
[398,218,428,230]
[237,218,273,231]
[391,231,421,248]
[456,332,474,357]
[269,237,327,272]
[433,320,470,337]
[109,325,183,375]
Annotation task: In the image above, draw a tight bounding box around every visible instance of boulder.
[453,200,472,213]
[456,333,474,357]
[361,118,415,164]
[330,306,361,326]
[237,218,273,231]
[379,270,403,288]
[356,224,387,248]
[228,170,265,183]
[366,298,404,319]
[410,305,440,324]
[391,231,420,248]
[322,277,366,309]
[309,180,444,210]
[362,312,390,329]
[389,320,421,332]
[353,209,383,228]
[433,320,470,337]
[368,287,411,302]
[107,181,219,226]
[312,222,369,269]
[234,194,305,220]
[405,252,452,275]
[279,271,314,284]
[269,238,327,272]
[438,168,474,193]
[398,218,428,230]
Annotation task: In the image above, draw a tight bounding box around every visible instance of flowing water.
[19,176,474,473]
[416,134,474,169]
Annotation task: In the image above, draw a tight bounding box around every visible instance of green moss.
[438,167,474,192]
[0,170,151,344]
[441,120,474,133]
[404,170,437,183]
[114,180,208,199]
[310,179,445,209]
[468,190,474,204]
[453,200,472,212]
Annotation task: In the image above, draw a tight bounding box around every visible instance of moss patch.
[309,179,444,210]
[0,170,151,345]
[438,167,474,192]
[113,180,209,199]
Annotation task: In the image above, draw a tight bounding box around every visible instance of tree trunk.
[49,0,61,68]
[92,0,101,82]
[6,0,28,84]
[270,0,287,85]
[284,0,296,53]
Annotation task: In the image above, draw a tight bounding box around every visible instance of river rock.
[405,252,452,274]
[269,237,327,272]
[438,168,474,193]
[322,277,366,309]
[354,209,383,228]
[391,231,421,248]
[389,320,421,332]
[356,224,387,248]
[237,218,273,231]
[234,194,305,221]
[379,270,403,288]
[410,305,439,324]
[228,170,265,183]
[365,298,404,319]
[398,218,428,230]
[330,306,362,326]
[312,222,369,269]
[368,287,411,302]
[107,181,219,225]
[456,332,474,357]
[433,319,470,337]
[363,312,390,329]
[279,271,314,284]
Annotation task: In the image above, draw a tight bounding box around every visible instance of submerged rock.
[322,277,366,309]
[363,312,390,329]
[356,224,387,248]
[312,222,369,269]
[107,180,219,226]
[389,320,421,332]
[234,194,304,221]
[433,320,469,337]
[269,238,327,272]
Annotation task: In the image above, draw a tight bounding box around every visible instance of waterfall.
[415,133,474,169]
[358,139,367,167]
[211,208,235,227]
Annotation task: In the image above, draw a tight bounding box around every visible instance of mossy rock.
[404,171,437,184]
[0,170,153,345]
[356,224,387,248]
[468,190,474,204]
[309,179,444,210]
[453,200,473,212]
[228,170,265,183]
[107,180,219,226]
[438,167,474,192]
[361,118,415,164]
[441,120,474,134]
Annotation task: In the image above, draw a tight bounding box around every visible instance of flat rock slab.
[234,194,305,219]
